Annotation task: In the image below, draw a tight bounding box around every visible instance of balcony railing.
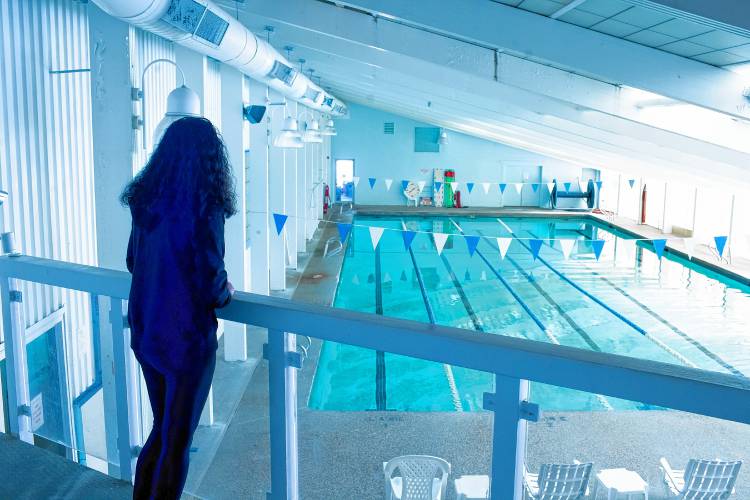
[1,254,750,499]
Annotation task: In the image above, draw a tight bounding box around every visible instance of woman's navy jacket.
[126,206,231,372]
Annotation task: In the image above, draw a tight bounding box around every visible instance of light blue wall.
[331,103,597,208]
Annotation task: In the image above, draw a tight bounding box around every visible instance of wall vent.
[384,122,395,135]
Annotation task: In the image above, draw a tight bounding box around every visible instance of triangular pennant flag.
[563,182,571,192]
[591,239,605,261]
[546,182,555,193]
[352,176,360,187]
[513,183,523,195]
[367,273,374,284]
[384,179,393,191]
[652,239,667,260]
[683,237,695,260]
[383,272,392,283]
[464,269,471,282]
[402,230,417,250]
[433,233,449,255]
[595,180,603,191]
[499,183,507,194]
[434,181,443,192]
[401,180,409,191]
[482,182,490,194]
[529,239,543,261]
[497,237,512,259]
[337,223,352,241]
[559,239,575,260]
[466,182,475,193]
[628,179,636,189]
[272,213,288,235]
[400,270,407,281]
[451,182,460,192]
[369,226,384,249]
[417,181,426,192]
[714,235,728,258]
[464,235,480,256]
[368,177,376,189]
[531,183,540,193]
[352,274,360,285]
[480,270,487,281]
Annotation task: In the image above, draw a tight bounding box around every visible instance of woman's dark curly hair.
[120,117,237,221]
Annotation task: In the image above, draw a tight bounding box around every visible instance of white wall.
[331,104,594,208]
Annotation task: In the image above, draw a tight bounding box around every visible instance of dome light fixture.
[153,85,201,146]
[320,118,337,136]
[273,116,304,149]
[438,129,448,146]
[301,119,323,143]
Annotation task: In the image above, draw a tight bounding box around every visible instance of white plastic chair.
[383,455,451,500]
[660,457,742,499]
[523,461,592,500]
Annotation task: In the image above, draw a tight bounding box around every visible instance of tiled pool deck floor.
[193,206,750,499]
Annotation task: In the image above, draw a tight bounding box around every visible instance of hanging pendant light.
[320,118,337,136]
[438,129,448,145]
[153,85,201,146]
[301,119,323,143]
[273,116,304,149]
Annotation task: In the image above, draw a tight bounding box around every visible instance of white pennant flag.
[384,272,392,283]
[433,233,449,255]
[546,182,555,193]
[497,237,512,259]
[683,237,695,260]
[384,178,393,191]
[352,176,360,187]
[480,270,487,281]
[559,239,576,260]
[369,226,385,249]
[352,274,360,285]
[451,181,460,192]
[482,182,491,194]
[513,183,523,195]
[417,180,426,193]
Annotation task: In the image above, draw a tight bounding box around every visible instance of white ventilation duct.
[91,0,347,115]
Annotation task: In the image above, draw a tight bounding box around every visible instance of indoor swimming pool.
[308,216,750,412]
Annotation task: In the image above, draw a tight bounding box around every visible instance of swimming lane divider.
[448,219,548,335]
[374,244,387,411]
[497,218,651,338]
[401,220,463,412]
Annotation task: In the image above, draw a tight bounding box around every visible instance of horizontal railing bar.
[2,255,750,424]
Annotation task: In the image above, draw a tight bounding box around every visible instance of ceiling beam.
[328,0,750,120]
[628,0,750,33]
[551,0,588,19]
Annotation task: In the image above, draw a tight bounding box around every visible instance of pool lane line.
[374,244,387,411]
[458,220,613,411]
[547,230,746,378]
[401,220,464,412]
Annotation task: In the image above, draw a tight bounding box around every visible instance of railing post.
[102,297,133,481]
[265,328,300,500]
[485,375,537,500]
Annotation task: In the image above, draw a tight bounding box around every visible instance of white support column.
[306,134,316,241]
[0,276,31,443]
[268,91,287,291]
[221,66,248,361]
[247,79,271,295]
[284,102,299,270]
[296,121,307,253]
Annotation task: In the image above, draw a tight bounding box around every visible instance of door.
[335,159,355,204]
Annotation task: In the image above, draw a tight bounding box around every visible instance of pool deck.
[191,206,750,499]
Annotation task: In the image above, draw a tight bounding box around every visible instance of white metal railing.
[2,254,750,499]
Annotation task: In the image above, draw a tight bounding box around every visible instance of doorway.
[335,159,354,203]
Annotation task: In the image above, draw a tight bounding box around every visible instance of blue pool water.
[308,216,750,412]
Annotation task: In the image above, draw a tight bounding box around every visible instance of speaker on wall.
[243,105,267,124]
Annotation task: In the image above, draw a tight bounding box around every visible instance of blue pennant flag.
[529,239,543,261]
[368,177,376,189]
[401,180,409,191]
[400,270,408,281]
[402,230,417,250]
[272,213,288,235]
[628,179,636,188]
[652,239,667,259]
[466,182,475,193]
[464,235,480,256]
[499,183,507,194]
[531,183,540,193]
[591,239,605,261]
[434,181,443,192]
[715,235,728,258]
[563,182,571,192]
[337,223,352,242]
[464,269,471,282]
[595,180,603,191]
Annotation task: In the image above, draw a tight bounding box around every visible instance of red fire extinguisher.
[323,184,331,214]
[640,184,647,224]
[453,190,462,208]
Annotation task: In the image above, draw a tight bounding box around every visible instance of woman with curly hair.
[121,116,237,500]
